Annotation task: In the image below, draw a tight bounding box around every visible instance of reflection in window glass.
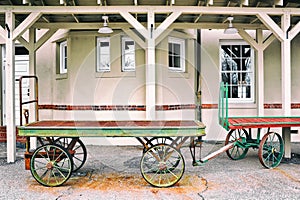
[60,41,67,74]
[122,37,135,72]
[220,42,254,102]
[97,37,110,72]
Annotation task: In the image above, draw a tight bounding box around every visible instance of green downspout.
[196,29,201,121]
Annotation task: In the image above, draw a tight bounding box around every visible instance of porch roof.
[0,0,300,32]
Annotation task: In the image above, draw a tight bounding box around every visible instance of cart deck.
[18,120,206,137]
[225,117,300,130]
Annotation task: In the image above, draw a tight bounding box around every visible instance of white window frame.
[121,36,135,72]
[96,37,111,72]
[59,41,67,74]
[219,40,255,103]
[168,37,185,72]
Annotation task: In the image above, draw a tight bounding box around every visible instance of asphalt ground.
[1,141,300,200]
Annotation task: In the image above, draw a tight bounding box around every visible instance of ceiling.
[0,0,300,31]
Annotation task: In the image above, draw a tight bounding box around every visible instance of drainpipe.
[196,29,201,121]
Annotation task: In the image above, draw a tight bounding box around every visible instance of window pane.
[59,41,67,74]
[242,45,251,57]
[174,56,180,68]
[174,43,180,55]
[220,43,254,102]
[231,45,240,58]
[122,38,135,71]
[100,42,109,47]
[97,38,110,72]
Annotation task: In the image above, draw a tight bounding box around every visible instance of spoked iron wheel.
[225,129,249,160]
[140,144,185,188]
[258,132,284,169]
[30,144,73,187]
[144,137,176,152]
[54,137,87,172]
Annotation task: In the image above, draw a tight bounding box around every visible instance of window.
[168,37,185,72]
[59,41,67,74]
[121,36,135,72]
[97,37,110,72]
[220,41,254,103]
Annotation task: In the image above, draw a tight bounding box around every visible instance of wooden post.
[5,11,16,163]
[146,11,156,120]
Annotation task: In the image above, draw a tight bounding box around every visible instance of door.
[2,46,29,126]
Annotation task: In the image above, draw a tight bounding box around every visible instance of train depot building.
[0,0,300,163]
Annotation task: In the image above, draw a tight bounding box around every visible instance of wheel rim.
[225,129,249,160]
[30,144,73,187]
[140,144,185,187]
[259,132,284,168]
[144,137,176,152]
[54,137,87,172]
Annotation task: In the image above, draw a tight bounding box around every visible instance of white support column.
[29,28,37,121]
[256,29,264,116]
[28,28,37,149]
[146,11,156,120]
[281,13,292,158]
[5,11,16,163]
[281,13,291,116]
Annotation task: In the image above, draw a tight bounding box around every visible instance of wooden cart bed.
[18,120,206,137]
[225,117,300,130]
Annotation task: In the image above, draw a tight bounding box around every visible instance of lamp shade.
[98,26,113,34]
[98,16,113,34]
[224,26,238,34]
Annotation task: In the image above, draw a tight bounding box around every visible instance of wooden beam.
[153,10,181,40]
[13,12,42,40]
[288,21,300,40]
[238,29,259,50]
[1,6,300,16]
[34,29,58,51]
[120,11,148,39]
[262,34,276,50]
[274,0,283,6]
[17,36,29,49]
[122,28,146,49]
[32,22,267,30]
[155,28,172,46]
[257,13,284,41]
[241,0,248,6]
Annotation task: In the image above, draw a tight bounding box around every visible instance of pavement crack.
[197,175,208,200]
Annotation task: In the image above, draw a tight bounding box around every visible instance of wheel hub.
[46,162,54,170]
[159,162,167,171]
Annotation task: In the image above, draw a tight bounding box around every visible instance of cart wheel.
[30,144,73,187]
[54,137,87,172]
[258,132,284,169]
[140,144,185,187]
[144,137,176,152]
[225,129,249,160]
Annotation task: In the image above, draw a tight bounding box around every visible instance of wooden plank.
[18,120,206,137]
[227,117,300,129]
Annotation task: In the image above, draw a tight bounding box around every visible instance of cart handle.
[218,82,229,131]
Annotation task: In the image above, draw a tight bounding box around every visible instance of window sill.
[228,103,257,109]
[56,73,68,80]
[168,71,189,78]
[95,71,136,78]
